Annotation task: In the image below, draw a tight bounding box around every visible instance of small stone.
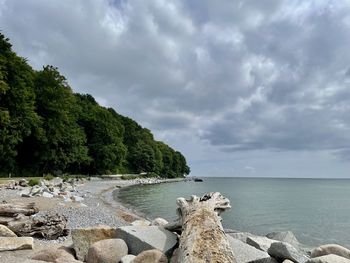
[87,238,128,263]
[120,254,136,263]
[131,219,151,226]
[0,224,17,237]
[151,218,169,226]
[31,246,76,262]
[42,192,54,198]
[306,254,350,263]
[71,196,84,202]
[132,249,167,263]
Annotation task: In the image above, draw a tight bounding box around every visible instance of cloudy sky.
[1,0,350,178]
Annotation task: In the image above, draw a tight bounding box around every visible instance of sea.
[115,177,350,248]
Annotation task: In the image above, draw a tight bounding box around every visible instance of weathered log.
[0,203,39,216]
[166,192,236,263]
[7,213,69,239]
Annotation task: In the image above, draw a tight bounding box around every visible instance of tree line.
[0,33,190,178]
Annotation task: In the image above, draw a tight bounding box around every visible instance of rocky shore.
[0,177,349,263]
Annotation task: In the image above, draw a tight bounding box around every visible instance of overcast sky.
[1,0,350,178]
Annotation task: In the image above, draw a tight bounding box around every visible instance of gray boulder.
[227,235,277,263]
[311,244,350,259]
[228,232,257,243]
[266,231,300,248]
[18,179,28,187]
[247,236,278,252]
[306,255,350,263]
[116,226,177,256]
[86,238,128,263]
[268,242,309,263]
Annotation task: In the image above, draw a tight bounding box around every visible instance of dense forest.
[0,33,190,178]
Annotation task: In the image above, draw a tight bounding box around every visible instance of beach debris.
[0,237,33,252]
[0,203,38,216]
[116,225,177,256]
[228,236,277,263]
[268,241,309,263]
[311,244,350,260]
[165,192,236,263]
[7,213,68,239]
[86,238,128,263]
[132,249,167,263]
[71,225,117,261]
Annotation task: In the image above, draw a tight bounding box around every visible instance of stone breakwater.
[0,178,349,263]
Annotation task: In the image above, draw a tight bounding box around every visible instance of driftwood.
[7,213,69,239]
[0,203,39,216]
[166,192,236,263]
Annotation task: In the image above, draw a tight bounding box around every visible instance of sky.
[1,0,350,178]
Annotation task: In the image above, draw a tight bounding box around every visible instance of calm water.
[115,177,350,247]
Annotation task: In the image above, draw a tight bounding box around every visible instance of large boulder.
[311,244,350,259]
[116,226,177,256]
[86,238,128,263]
[132,249,168,263]
[306,255,350,263]
[18,179,28,187]
[266,231,300,248]
[31,246,76,262]
[72,225,117,261]
[227,236,277,263]
[0,225,17,237]
[247,236,278,252]
[0,237,33,251]
[268,242,309,263]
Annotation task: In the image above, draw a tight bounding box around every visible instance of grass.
[0,177,42,185]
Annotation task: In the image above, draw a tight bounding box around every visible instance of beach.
[0,178,179,262]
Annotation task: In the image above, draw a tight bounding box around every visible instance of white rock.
[311,244,350,259]
[151,218,169,226]
[71,196,84,202]
[42,192,53,198]
[306,254,350,263]
[0,237,34,251]
[131,220,151,227]
[120,254,136,263]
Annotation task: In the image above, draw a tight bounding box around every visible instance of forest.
[0,33,190,178]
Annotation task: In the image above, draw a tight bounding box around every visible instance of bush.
[44,174,54,180]
[28,178,40,186]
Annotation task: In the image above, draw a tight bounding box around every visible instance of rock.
[131,219,151,226]
[120,255,136,263]
[19,179,28,187]
[170,248,179,263]
[268,242,309,263]
[116,226,177,256]
[151,218,169,226]
[72,225,117,261]
[228,232,257,243]
[30,186,42,196]
[132,249,168,263]
[306,255,350,263]
[71,196,84,202]
[266,231,300,248]
[0,256,47,263]
[42,191,54,198]
[283,260,294,263]
[311,244,350,259]
[227,236,277,263]
[247,236,278,252]
[0,237,34,251]
[51,177,63,186]
[20,189,31,197]
[0,224,17,237]
[86,238,128,263]
[31,246,76,262]
[55,258,83,263]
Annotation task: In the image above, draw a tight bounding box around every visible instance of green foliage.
[28,178,40,186]
[44,174,54,181]
[0,33,190,178]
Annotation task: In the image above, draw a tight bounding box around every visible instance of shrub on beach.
[28,178,40,186]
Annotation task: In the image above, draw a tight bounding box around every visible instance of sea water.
[116,177,350,247]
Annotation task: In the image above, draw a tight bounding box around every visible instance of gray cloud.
[1,0,350,177]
